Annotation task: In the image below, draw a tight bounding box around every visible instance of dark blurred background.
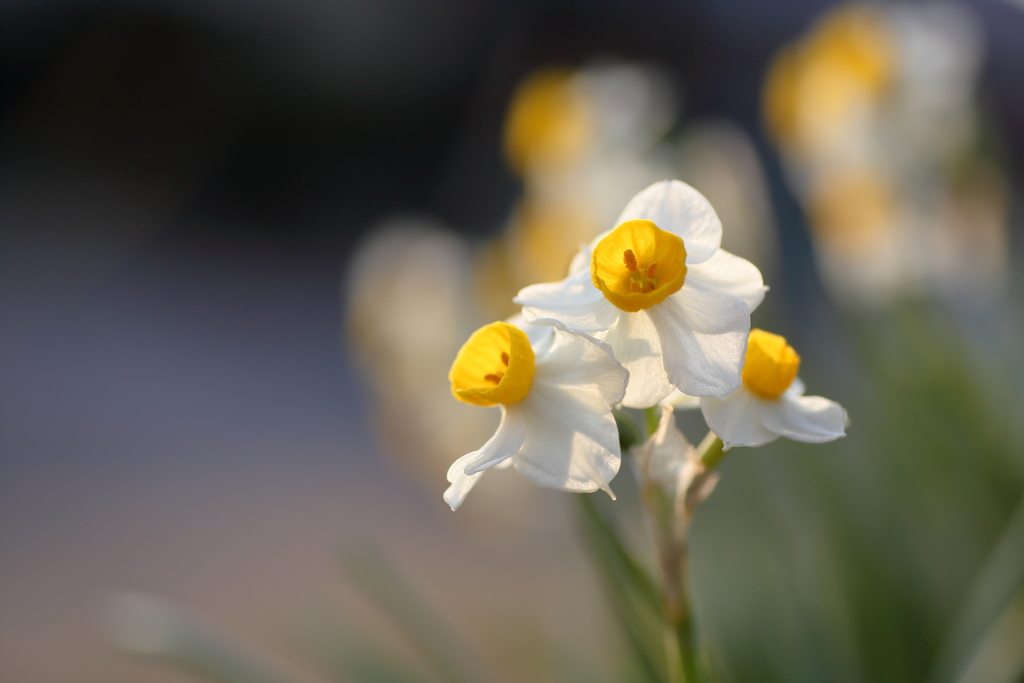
[2,1,1023,682]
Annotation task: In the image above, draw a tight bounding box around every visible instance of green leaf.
[337,542,491,683]
[577,494,667,682]
[107,593,304,683]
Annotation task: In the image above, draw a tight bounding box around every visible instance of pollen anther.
[623,249,639,272]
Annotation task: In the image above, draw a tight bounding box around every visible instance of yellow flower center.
[742,329,801,399]
[590,219,687,313]
[449,322,535,407]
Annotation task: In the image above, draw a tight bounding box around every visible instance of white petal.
[649,288,749,399]
[787,377,806,397]
[512,384,621,494]
[662,389,701,410]
[567,246,593,274]
[514,246,620,333]
[532,327,629,409]
[506,312,555,349]
[443,407,527,510]
[760,393,847,444]
[462,406,528,474]
[443,458,485,511]
[685,248,767,312]
[700,388,778,450]
[615,180,722,264]
[599,309,676,408]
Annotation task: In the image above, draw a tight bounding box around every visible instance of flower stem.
[639,475,699,683]
[696,431,725,471]
[644,406,660,437]
[665,559,699,683]
[637,410,700,682]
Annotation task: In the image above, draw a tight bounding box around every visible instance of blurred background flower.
[2,0,1023,682]
[764,1,1010,306]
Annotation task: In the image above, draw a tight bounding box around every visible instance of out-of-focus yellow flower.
[807,169,894,255]
[503,68,592,175]
[474,196,600,321]
[515,198,598,283]
[765,5,894,155]
[764,1,1007,306]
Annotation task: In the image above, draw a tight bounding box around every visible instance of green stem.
[665,571,699,683]
[635,412,721,682]
[696,432,725,472]
[636,422,699,682]
[644,406,660,438]
[651,501,699,683]
[665,432,724,682]
[641,478,697,683]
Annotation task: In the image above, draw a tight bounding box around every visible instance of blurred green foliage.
[113,304,1024,683]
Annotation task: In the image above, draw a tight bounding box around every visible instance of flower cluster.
[347,64,779,504]
[763,2,1008,305]
[446,180,847,509]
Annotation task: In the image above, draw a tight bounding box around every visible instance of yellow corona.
[741,329,801,399]
[590,219,687,312]
[449,322,535,407]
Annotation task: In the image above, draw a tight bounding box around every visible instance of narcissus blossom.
[515,180,766,407]
[444,317,628,510]
[699,329,848,450]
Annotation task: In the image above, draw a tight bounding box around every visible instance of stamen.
[590,219,686,312]
[484,373,504,385]
[501,352,509,366]
[623,249,639,272]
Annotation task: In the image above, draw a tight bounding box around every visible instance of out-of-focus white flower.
[700,329,847,450]
[676,121,780,278]
[763,2,1008,306]
[444,316,628,510]
[515,180,766,408]
[347,220,499,483]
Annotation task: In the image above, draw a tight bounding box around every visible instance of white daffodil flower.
[699,329,848,450]
[515,180,767,408]
[444,316,629,510]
